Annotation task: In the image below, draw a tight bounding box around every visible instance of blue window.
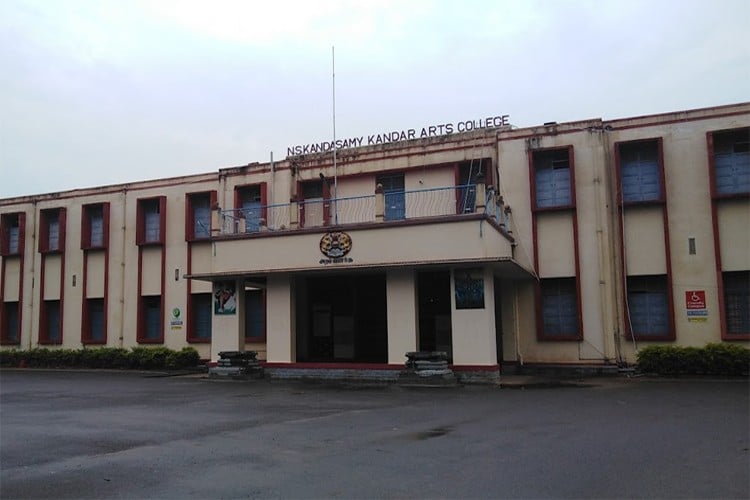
[87,298,105,342]
[620,141,661,203]
[44,300,61,343]
[2,302,19,344]
[540,278,578,337]
[713,129,750,195]
[378,174,405,220]
[142,296,161,341]
[723,271,749,336]
[534,149,572,208]
[245,289,265,341]
[238,186,263,232]
[627,275,669,338]
[190,293,212,341]
[193,198,211,238]
[89,206,104,247]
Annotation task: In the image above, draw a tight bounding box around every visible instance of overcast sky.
[1,0,748,199]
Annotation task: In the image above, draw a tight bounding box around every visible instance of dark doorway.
[417,270,452,360]
[494,277,503,370]
[297,274,387,363]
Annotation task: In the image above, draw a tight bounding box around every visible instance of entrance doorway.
[296,274,387,363]
[417,270,452,360]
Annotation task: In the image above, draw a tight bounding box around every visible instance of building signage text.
[288,115,510,156]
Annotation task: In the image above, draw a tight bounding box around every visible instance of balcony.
[214,184,513,236]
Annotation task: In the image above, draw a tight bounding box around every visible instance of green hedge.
[0,347,201,370]
[637,343,750,376]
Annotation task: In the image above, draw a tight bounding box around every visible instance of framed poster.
[214,281,237,315]
[454,269,485,309]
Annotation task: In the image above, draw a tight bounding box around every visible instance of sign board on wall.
[685,290,708,322]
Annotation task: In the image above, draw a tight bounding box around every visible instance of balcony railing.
[215,183,513,236]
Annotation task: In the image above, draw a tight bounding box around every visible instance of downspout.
[27,200,38,350]
[118,189,127,348]
[514,286,523,366]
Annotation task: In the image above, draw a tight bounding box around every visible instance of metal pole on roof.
[332,45,338,225]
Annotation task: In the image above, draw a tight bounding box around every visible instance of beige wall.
[1,104,748,370]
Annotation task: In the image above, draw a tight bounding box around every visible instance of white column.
[266,274,295,363]
[450,267,497,366]
[386,269,418,365]
[210,279,245,361]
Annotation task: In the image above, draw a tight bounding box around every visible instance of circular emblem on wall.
[319,232,352,258]
[172,308,181,319]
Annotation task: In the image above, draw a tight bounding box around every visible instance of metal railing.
[214,184,511,236]
[220,203,292,235]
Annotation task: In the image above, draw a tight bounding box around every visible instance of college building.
[1,103,748,379]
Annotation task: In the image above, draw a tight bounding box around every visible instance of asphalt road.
[0,371,748,499]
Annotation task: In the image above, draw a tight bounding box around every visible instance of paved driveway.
[1,371,748,499]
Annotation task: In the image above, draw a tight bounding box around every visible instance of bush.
[0,346,202,371]
[637,344,749,376]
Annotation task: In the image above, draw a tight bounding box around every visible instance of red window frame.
[534,277,583,341]
[185,191,217,242]
[38,208,66,254]
[39,299,62,345]
[707,127,750,201]
[187,292,212,343]
[244,288,266,342]
[81,297,107,345]
[234,183,268,226]
[1,212,25,256]
[81,203,110,250]
[136,196,166,246]
[614,138,666,207]
[1,301,21,345]
[137,295,164,344]
[529,146,576,212]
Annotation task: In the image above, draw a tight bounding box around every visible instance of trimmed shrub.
[0,346,201,370]
[637,344,749,376]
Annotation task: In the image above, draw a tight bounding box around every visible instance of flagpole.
[332,45,338,225]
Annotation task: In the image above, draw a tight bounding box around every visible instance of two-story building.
[1,103,748,380]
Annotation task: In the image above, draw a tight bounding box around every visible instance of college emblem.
[319,232,352,259]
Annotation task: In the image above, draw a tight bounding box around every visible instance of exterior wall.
[1,103,748,370]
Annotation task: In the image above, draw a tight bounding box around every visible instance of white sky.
[1,0,748,198]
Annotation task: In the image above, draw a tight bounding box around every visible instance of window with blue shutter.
[191,293,212,341]
[245,289,265,341]
[2,302,19,344]
[87,298,105,342]
[713,128,750,195]
[238,186,263,232]
[540,278,578,337]
[44,300,61,343]
[378,174,405,220]
[143,296,161,340]
[619,140,661,203]
[723,271,749,336]
[627,275,669,338]
[534,149,572,208]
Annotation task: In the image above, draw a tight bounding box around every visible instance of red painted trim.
[136,247,144,341]
[707,130,750,340]
[615,139,675,341]
[530,146,582,341]
[262,362,402,370]
[496,108,750,143]
[185,190,217,242]
[39,208,65,254]
[103,244,109,345]
[451,364,500,372]
[81,250,89,343]
[136,196,166,246]
[0,212,25,256]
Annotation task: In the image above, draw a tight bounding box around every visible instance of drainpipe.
[27,200,38,350]
[118,189,127,348]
